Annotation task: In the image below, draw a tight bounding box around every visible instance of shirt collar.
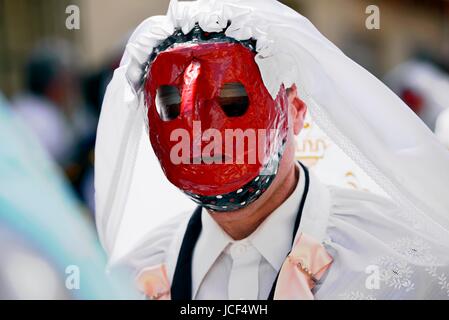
[192,207,232,298]
[192,163,307,298]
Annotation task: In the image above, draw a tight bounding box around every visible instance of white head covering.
[95,0,449,264]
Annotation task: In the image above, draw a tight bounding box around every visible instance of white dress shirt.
[125,164,449,300]
[192,164,305,300]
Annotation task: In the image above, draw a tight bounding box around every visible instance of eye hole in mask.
[155,85,181,121]
[218,82,249,117]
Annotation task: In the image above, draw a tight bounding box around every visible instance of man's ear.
[287,84,307,135]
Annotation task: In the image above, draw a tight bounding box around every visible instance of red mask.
[144,39,288,211]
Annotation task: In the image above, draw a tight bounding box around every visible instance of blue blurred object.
[0,93,139,299]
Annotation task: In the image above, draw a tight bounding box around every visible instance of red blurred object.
[400,88,424,115]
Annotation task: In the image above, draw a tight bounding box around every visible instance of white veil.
[95,0,449,264]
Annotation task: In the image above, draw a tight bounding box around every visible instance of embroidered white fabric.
[95,0,449,298]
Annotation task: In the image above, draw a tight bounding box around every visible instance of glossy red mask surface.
[144,41,288,206]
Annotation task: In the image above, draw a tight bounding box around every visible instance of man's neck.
[209,163,300,240]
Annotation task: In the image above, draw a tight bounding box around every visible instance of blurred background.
[0,0,448,299]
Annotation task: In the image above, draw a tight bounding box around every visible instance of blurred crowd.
[9,39,120,215]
